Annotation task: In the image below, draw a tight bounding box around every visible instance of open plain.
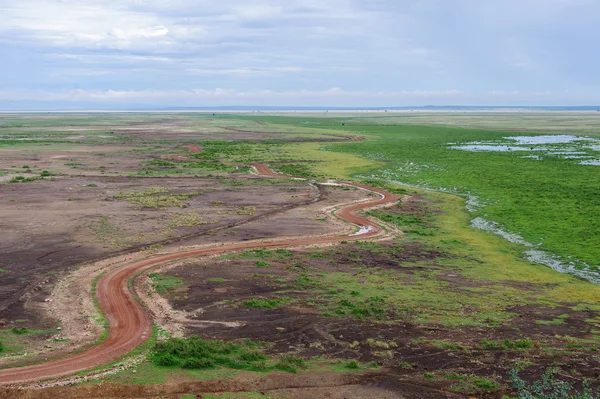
[1,112,600,398]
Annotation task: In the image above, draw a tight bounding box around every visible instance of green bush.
[510,368,600,398]
[481,338,535,350]
[344,360,360,369]
[254,260,271,268]
[9,176,39,183]
[147,159,177,168]
[11,327,29,335]
[243,297,290,309]
[149,337,304,373]
[149,337,267,370]
[148,273,183,294]
[275,354,306,373]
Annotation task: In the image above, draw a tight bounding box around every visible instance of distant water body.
[2,105,600,113]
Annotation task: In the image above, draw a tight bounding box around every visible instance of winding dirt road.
[0,165,398,385]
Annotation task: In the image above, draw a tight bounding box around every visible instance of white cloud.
[185,66,308,76]
[0,0,599,107]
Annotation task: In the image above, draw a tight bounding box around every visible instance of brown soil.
[0,175,316,329]
[0,372,465,398]
[0,165,398,384]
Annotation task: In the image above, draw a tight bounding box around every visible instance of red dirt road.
[0,165,398,385]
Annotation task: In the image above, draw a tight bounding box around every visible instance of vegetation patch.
[148,273,184,294]
[243,297,291,309]
[509,368,600,398]
[271,163,317,178]
[149,337,305,373]
[114,187,203,209]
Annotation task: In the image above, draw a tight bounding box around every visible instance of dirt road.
[0,165,398,385]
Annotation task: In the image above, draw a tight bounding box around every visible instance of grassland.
[3,112,600,397]
[231,115,600,280]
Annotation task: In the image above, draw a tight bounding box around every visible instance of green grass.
[234,115,599,279]
[509,368,600,398]
[262,187,600,328]
[480,338,535,350]
[321,124,600,274]
[114,187,203,209]
[271,163,318,177]
[149,337,306,374]
[203,393,275,399]
[148,273,184,294]
[254,260,271,268]
[225,248,294,260]
[243,297,291,309]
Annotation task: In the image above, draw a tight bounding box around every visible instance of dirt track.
[0,165,398,385]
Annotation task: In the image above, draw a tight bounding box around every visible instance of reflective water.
[507,135,594,144]
[580,160,600,166]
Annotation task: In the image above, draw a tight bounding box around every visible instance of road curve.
[0,164,398,385]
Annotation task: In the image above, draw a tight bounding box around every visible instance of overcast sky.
[1,0,599,109]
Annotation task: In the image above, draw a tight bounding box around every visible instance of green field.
[231,115,600,282]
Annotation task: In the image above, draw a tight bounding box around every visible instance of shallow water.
[580,160,600,166]
[506,135,595,145]
[520,155,541,160]
[451,145,541,152]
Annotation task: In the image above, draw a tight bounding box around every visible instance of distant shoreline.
[1,106,599,114]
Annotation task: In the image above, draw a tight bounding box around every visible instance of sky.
[1,0,599,109]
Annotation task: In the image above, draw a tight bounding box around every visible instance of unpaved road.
[0,165,398,385]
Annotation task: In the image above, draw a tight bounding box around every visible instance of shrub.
[243,297,290,309]
[149,337,266,370]
[149,337,301,373]
[9,176,39,183]
[275,354,306,373]
[510,368,600,398]
[345,360,360,369]
[254,260,271,268]
[11,327,29,335]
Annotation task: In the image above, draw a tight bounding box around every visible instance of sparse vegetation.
[149,337,305,373]
[243,297,291,309]
[148,273,184,294]
[509,368,600,398]
[114,187,203,209]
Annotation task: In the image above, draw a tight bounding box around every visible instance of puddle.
[471,217,599,283]
[0,137,43,141]
[351,226,374,236]
[507,135,595,144]
[520,155,542,160]
[451,145,542,152]
[451,135,600,163]
[547,151,587,155]
[580,160,600,166]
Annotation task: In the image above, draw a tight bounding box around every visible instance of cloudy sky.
[1,0,599,109]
